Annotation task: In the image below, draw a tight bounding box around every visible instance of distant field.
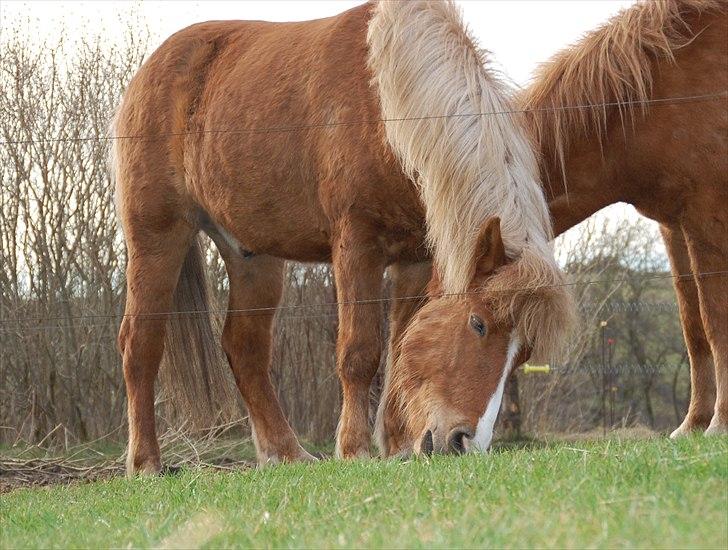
[1,435,726,548]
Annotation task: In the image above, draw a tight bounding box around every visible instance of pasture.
[2,435,726,548]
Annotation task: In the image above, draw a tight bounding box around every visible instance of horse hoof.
[670,415,713,439]
[296,449,319,462]
[335,447,371,460]
[670,423,695,439]
[257,447,318,467]
[705,419,728,436]
[126,460,163,478]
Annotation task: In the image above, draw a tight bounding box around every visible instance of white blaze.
[470,334,521,452]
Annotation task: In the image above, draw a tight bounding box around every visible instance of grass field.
[1,435,726,548]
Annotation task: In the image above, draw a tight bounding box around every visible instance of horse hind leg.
[119,216,197,475]
[206,222,314,464]
[660,225,716,437]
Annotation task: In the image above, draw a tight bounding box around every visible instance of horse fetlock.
[335,419,371,459]
[251,423,313,465]
[126,452,162,477]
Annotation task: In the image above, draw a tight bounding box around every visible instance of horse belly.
[193,166,333,263]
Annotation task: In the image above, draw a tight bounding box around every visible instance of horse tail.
[157,236,242,430]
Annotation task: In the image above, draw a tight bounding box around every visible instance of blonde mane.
[367,0,556,296]
[522,0,725,175]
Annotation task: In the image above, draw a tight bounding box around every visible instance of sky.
[1,0,652,248]
[2,0,636,87]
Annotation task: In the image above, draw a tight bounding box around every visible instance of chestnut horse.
[111,1,571,474]
[379,0,727,455]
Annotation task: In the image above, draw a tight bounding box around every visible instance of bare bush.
[0,24,148,445]
[516,215,688,435]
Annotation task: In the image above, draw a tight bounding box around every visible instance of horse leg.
[119,221,196,476]
[387,262,432,351]
[332,225,386,458]
[375,261,431,456]
[220,253,315,464]
[660,225,716,437]
[681,216,728,435]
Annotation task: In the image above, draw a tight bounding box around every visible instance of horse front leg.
[682,212,728,435]
[332,225,386,458]
[661,225,716,437]
[375,261,432,456]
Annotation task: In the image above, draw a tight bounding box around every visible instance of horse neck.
[539,135,626,237]
[531,6,727,237]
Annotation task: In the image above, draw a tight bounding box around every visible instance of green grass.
[2,436,726,548]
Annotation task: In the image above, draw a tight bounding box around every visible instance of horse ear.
[472,216,506,279]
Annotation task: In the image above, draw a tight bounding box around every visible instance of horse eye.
[469,314,486,337]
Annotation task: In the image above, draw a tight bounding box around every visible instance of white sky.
[1,0,654,249]
[2,0,636,87]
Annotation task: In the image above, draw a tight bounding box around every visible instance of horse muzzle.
[418,425,475,455]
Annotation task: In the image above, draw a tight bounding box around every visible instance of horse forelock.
[367,0,554,294]
[482,248,576,363]
[521,0,726,180]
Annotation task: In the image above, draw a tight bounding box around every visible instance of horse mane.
[367,0,555,296]
[522,0,726,177]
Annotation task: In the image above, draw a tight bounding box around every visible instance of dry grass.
[0,422,256,493]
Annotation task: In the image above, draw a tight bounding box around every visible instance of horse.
[111,0,572,474]
[378,0,727,455]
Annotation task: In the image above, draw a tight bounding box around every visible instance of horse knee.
[117,319,130,357]
[338,343,381,386]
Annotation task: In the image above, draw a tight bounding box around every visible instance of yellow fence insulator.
[522,364,551,374]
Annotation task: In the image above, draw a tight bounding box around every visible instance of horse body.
[119,9,425,265]
[527,1,728,436]
[532,4,727,236]
[114,1,569,473]
[381,0,728,453]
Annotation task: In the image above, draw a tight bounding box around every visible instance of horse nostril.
[420,430,434,456]
[447,427,473,454]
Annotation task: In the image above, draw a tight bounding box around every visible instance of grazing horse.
[379,0,727,455]
[111,0,571,474]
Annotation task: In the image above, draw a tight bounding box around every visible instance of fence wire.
[1,91,725,147]
[0,269,726,334]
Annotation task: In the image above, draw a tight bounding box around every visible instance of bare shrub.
[0,23,148,445]
[516,215,688,435]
